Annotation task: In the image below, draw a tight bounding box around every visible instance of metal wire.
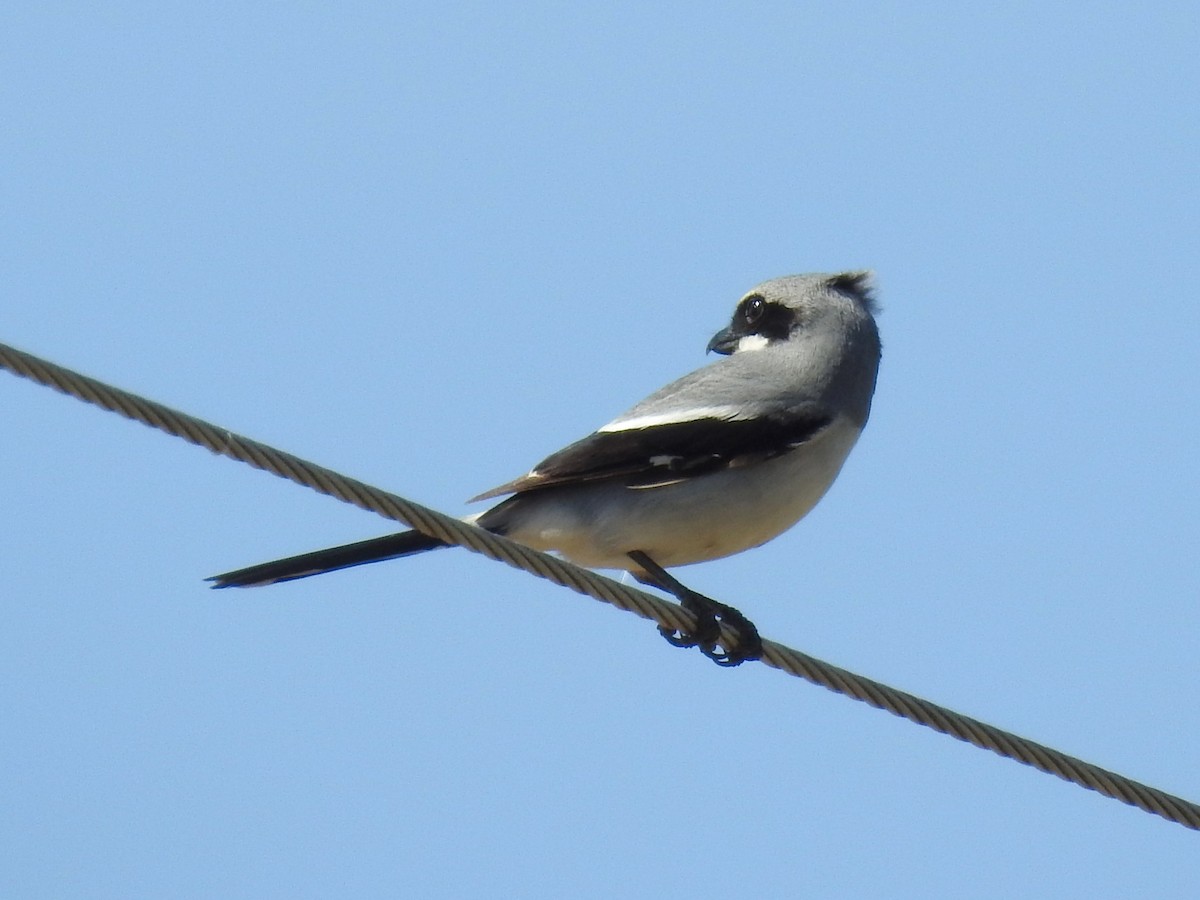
[3,338,1198,832]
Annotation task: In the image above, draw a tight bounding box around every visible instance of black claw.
[628,550,762,667]
[680,592,762,666]
[705,602,763,666]
[658,624,701,648]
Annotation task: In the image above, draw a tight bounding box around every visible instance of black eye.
[742,295,766,326]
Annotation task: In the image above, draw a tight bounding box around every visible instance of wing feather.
[471,408,831,501]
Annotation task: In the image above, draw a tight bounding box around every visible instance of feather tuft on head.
[826,271,878,314]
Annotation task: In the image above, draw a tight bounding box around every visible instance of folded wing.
[472,406,832,500]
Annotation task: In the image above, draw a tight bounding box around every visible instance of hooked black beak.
[706,326,738,355]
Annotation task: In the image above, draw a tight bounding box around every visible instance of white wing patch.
[598,405,745,433]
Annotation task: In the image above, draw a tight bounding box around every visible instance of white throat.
[735,334,770,353]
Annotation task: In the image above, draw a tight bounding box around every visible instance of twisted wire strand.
[3,339,1198,832]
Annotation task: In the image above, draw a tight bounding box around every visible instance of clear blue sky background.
[3,4,1198,897]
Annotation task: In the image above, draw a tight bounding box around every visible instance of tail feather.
[207,530,447,588]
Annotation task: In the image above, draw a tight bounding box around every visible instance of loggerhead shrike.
[209,272,881,666]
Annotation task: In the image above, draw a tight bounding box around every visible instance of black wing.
[472,408,832,500]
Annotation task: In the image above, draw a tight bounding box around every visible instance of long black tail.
[207,530,448,588]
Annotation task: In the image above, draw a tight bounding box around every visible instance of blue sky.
[3,3,1199,897]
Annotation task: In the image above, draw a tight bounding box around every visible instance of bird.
[209,272,882,665]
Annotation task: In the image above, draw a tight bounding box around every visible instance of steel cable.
[3,339,1197,831]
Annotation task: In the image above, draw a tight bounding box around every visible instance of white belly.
[498,417,863,570]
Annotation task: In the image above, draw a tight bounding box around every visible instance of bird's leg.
[626,551,763,667]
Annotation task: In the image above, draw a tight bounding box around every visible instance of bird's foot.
[628,551,762,667]
[657,590,762,666]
